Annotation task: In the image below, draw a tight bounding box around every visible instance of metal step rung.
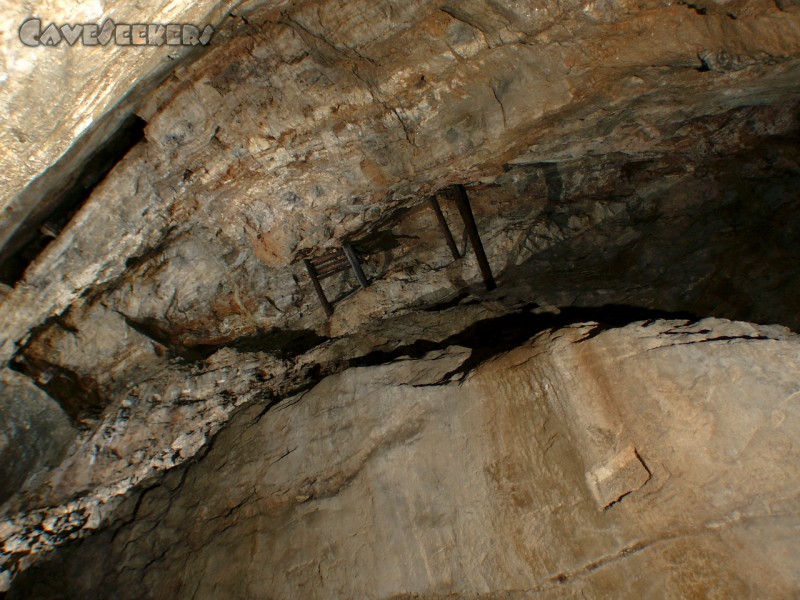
[315,262,350,278]
[312,250,346,268]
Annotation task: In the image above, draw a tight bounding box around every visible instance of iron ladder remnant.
[303,184,496,317]
[303,243,369,318]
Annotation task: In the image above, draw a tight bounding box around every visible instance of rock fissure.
[549,509,800,587]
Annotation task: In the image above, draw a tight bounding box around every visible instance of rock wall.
[10,318,800,598]
[2,0,800,592]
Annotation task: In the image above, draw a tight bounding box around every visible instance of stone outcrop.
[9,318,800,598]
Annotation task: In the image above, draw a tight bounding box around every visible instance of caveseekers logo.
[19,18,214,47]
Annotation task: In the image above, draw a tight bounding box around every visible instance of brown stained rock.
[0,113,797,585]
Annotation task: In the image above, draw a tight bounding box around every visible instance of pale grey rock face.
[0,0,800,594]
[9,319,800,599]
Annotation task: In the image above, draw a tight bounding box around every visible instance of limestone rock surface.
[1,0,800,592]
[9,318,800,598]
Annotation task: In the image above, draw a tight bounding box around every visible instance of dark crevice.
[432,304,698,382]
[9,354,107,431]
[119,313,330,363]
[218,306,657,428]
[122,226,177,272]
[421,291,471,312]
[184,328,327,361]
[679,1,708,15]
[0,115,147,286]
[653,334,771,347]
[7,310,109,429]
[533,162,564,203]
[233,305,701,410]
[336,304,698,385]
[117,315,207,362]
[195,328,330,359]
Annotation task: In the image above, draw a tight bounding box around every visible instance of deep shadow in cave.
[486,134,800,332]
[0,115,147,286]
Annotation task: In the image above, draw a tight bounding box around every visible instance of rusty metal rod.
[315,264,349,278]
[304,258,334,317]
[451,184,496,291]
[313,250,346,267]
[315,263,349,278]
[342,241,369,289]
[428,196,460,260]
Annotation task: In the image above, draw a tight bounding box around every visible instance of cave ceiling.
[0,0,799,590]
